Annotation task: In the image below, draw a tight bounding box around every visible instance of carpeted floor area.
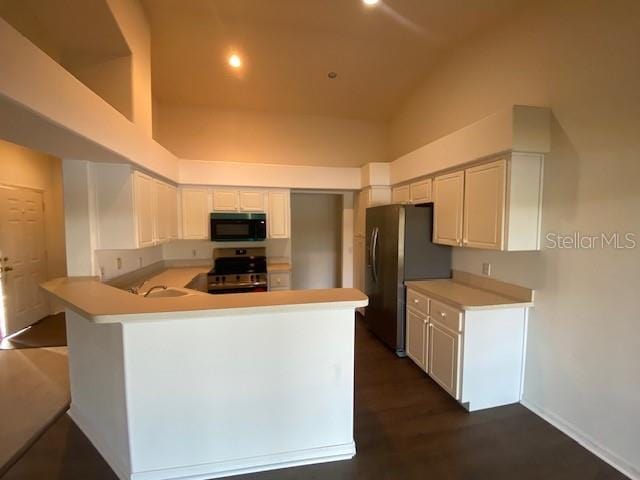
[0,313,70,476]
[0,313,67,350]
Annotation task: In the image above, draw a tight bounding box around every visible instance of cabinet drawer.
[406,288,429,316]
[269,273,290,289]
[429,298,463,332]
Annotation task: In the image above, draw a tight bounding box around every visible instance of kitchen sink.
[143,287,193,298]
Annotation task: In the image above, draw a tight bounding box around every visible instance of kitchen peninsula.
[41,278,367,480]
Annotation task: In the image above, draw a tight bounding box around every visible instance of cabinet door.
[239,191,266,212]
[212,190,238,212]
[410,179,432,204]
[154,180,169,244]
[134,172,155,247]
[463,159,506,250]
[428,322,461,400]
[181,188,209,239]
[392,185,410,204]
[433,171,464,246]
[406,308,427,372]
[268,190,290,239]
[167,185,179,240]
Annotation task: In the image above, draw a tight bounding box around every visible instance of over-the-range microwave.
[210,213,267,242]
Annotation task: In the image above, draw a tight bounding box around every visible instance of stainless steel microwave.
[210,213,267,242]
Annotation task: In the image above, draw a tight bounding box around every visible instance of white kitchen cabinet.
[406,308,428,372]
[239,191,266,212]
[391,185,410,204]
[134,172,156,248]
[167,184,179,240]
[94,164,178,249]
[181,188,210,239]
[405,286,528,411]
[269,272,290,291]
[433,154,543,251]
[154,180,169,244]
[428,321,461,400]
[410,179,432,204]
[433,171,465,246]
[212,190,238,212]
[267,190,290,239]
[463,159,506,250]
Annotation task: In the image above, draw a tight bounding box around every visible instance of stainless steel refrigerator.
[365,204,452,356]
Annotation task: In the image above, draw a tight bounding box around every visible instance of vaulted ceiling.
[142,0,529,121]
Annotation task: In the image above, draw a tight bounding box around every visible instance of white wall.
[390,0,640,476]
[291,193,342,290]
[0,139,66,280]
[105,0,153,136]
[155,103,388,168]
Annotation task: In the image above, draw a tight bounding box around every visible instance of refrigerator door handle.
[372,227,379,283]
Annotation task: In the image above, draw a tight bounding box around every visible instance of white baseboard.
[67,406,130,480]
[521,399,638,480]
[130,443,355,480]
[69,406,354,480]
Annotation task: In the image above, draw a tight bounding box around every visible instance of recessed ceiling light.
[328,71,338,79]
[228,54,242,69]
[363,0,379,6]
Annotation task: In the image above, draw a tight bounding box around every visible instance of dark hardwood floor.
[0,313,67,350]
[2,317,626,480]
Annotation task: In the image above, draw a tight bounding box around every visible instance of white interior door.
[0,187,48,338]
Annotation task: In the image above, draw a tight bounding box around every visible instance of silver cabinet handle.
[414,299,419,303]
[440,311,446,317]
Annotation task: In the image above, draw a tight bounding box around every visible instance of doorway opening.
[290,193,342,290]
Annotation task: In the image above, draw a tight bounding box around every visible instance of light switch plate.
[482,262,491,276]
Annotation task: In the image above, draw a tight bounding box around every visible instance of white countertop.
[405,279,533,311]
[41,274,367,323]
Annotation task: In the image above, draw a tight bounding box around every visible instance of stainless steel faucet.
[127,280,148,295]
[143,285,168,297]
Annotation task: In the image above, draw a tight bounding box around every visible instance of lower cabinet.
[405,286,527,411]
[406,307,428,372]
[269,272,290,291]
[428,321,461,399]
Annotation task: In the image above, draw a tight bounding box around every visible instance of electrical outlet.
[138,257,143,268]
[99,266,105,278]
[192,249,197,257]
[116,257,122,270]
[482,262,491,276]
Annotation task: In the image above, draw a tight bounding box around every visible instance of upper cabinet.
[433,171,465,247]
[212,190,238,212]
[410,179,432,204]
[391,185,410,204]
[212,189,267,213]
[463,159,506,249]
[94,165,178,250]
[433,153,543,251]
[181,188,210,240]
[267,190,290,239]
[133,172,156,248]
[239,191,266,212]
